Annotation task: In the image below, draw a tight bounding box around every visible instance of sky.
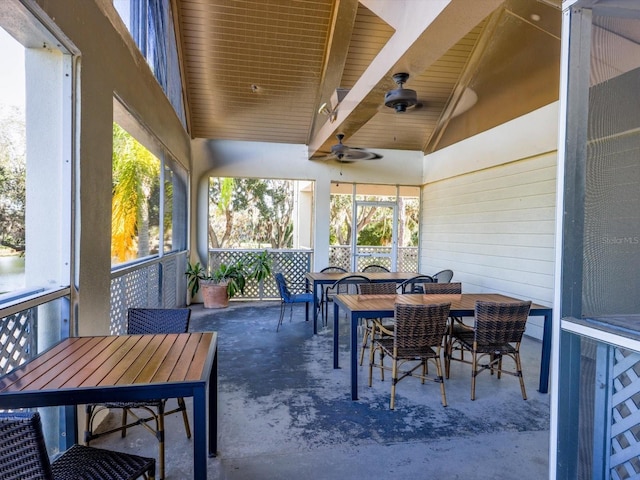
[0,27,25,109]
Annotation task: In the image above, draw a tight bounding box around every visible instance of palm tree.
[111,123,160,262]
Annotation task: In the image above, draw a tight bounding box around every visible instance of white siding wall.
[420,104,559,340]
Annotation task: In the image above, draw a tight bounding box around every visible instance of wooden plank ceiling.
[175,0,561,160]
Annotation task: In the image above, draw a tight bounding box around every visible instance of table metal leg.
[538,311,552,394]
[350,312,359,400]
[193,387,208,478]
[333,302,340,369]
[208,349,218,456]
[310,279,318,334]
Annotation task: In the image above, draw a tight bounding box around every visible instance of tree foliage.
[208,177,295,249]
[0,106,26,252]
[329,195,381,246]
[329,193,419,247]
[111,123,161,262]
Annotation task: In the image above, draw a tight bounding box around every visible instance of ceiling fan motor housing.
[385,72,417,113]
[385,88,417,112]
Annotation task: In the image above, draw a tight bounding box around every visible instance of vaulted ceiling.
[175,0,561,161]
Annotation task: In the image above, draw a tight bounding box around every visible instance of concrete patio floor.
[91,301,551,479]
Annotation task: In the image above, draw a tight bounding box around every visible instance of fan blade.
[312,153,336,161]
[312,150,381,162]
[312,136,383,162]
[341,148,383,161]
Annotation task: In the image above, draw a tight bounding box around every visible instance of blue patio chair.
[275,272,315,331]
[1,411,155,480]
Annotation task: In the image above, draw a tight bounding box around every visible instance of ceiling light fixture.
[318,88,348,123]
[318,102,338,123]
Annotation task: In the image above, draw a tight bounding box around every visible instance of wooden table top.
[331,293,553,399]
[0,332,216,395]
[333,293,550,313]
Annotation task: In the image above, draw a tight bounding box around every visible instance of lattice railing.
[610,348,640,479]
[329,246,418,272]
[329,246,351,270]
[0,309,37,375]
[208,249,312,300]
[109,252,187,333]
[398,247,419,272]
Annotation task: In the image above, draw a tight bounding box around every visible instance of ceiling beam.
[308,0,504,158]
[307,0,360,143]
[425,5,505,153]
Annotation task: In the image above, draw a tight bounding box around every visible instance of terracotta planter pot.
[201,282,229,309]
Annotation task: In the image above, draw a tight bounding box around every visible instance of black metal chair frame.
[432,269,454,283]
[398,274,435,294]
[361,264,390,273]
[446,300,531,400]
[1,411,155,480]
[322,274,371,326]
[319,266,347,324]
[369,302,451,409]
[85,307,192,480]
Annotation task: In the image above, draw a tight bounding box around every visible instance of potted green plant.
[246,249,273,284]
[185,260,206,305]
[197,251,273,309]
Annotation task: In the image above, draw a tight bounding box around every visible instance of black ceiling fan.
[384,72,424,113]
[315,134,383,163]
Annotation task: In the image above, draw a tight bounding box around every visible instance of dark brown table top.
[0,332,215,395]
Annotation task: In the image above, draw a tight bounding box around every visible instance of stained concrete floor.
[91,301,551,479]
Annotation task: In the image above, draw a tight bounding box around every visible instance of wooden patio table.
[332,293,553,400]
[305,271,420,334]
[0,332,218,479]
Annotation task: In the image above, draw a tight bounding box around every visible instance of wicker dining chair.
[398,274,435,293]
[85,307,192,480]
[362,264,390,272]
[422,282,461,295]
[322,274,371,326]
[369,302,451,409]
[421,282,466,351]
[446,300,531,400]
[360,282,398,365]
[358,282,398,366]
[1,411,155,480]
